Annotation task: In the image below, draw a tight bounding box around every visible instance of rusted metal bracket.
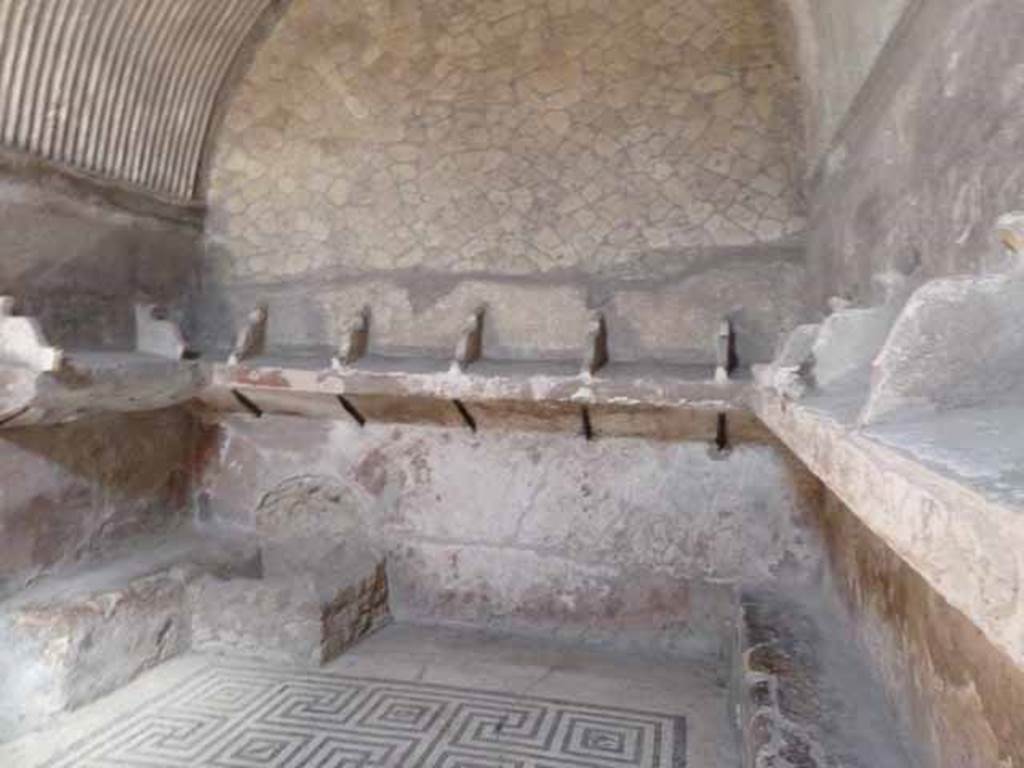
[581,405,595,441]
[337,395,366,427]
[452,399,477,432]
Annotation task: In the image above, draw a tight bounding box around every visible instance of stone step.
[189,536,390,666]
[0,529,260,741]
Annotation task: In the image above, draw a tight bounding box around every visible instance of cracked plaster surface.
[206,0,806,281]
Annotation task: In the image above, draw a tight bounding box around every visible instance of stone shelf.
[0,351,205,428]
[752,387,1024,672]
[197,351,764,442]
[0,299,201,429]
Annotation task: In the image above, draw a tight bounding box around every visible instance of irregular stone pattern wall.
[206,0,806,282]
[199,416,825,654]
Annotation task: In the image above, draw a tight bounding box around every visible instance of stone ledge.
[198,355,762,441]
[752,388,1024,671]
[0,530,260,741]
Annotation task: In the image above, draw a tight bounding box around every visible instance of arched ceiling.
[0,0,278,202]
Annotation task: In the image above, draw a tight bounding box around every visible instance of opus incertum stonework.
[206,0,805,281]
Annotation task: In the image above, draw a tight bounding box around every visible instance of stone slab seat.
[188,534,390,666]
[0,529,261,741]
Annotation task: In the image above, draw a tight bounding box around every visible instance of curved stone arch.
[0,0,287,201]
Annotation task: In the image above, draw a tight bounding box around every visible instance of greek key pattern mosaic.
[47,662,686,767]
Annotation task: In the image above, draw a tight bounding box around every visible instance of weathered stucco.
[0,156,201,349]
[199,416,825,654]
[0,408,197,600]
[803,0,1024,303]
[773,0,909,164]
[205,0,806,282]
[816,491,1024,768]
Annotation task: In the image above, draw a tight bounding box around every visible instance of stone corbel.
[580,311,608,377]
[715,318,734,384]
[332,306,371,370]
[135,303,187,359]
[228,303,268,365]
[451,306,485,373]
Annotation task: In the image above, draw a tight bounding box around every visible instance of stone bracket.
[581,311,608,377]
[135,304,187,359]
[333,306,370,370]
[715,318,734,384]
[228,303,268,365]
[452,306,485,373]
[0,296,63,372]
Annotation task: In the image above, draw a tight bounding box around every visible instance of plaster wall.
[198,416,825,656]
[0,156,201,349]
[803,0,1024,303]
[0,409,197,601]
[773,0,909,165]
[816,491,1024,768]
[0,159,204,600]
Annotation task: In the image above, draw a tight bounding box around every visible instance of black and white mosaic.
[47,662,686,767]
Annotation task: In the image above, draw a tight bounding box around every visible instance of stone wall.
[772,0,909,165]
[0,156,204,599]
[815,491,1024,768]
[0,409,198,600]
[0,154,201,349]
[800,0,1024,304]
[198,415,825,656]
[205,0,805,283]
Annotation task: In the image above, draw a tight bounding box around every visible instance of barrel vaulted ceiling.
[0,0,278,201]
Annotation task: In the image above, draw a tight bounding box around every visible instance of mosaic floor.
[5,625,737,768]
[45,662,686,767]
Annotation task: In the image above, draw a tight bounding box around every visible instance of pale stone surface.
[134,304,187,360]
[190,475,390,665]
[0,528,261,740]
[0,164,198,351]
[0,301,62,372]
[206,0,806,280]
[810,305,894,390]
[799,0,1024,303]
[773,0,910,162]
[200,415,825,652]
[861,274,1024,425]
[189,553,389,666]
[753,387,1024,672]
